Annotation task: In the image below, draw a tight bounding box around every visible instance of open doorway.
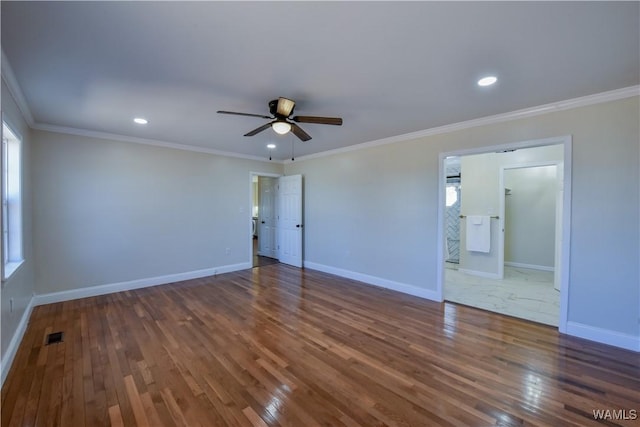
[250,173,280,268]
[438,137,571,330]
[249,173,304,268]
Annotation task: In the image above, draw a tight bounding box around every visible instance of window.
[445,185,459,207]
[2,121,23,280]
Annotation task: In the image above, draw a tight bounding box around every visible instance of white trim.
[2,263,250,384]
[457,268,502,280]
[1,112,24,143]
[1,120,25,282]
[304,261,440,302]
[504,261,554,272]
[32,263,250,306]
[0,50,35,127]
[441,136,569,160]
[1,296,35,386]
[2,260,25,282]
[558,140,572,334]
[1,58,634,167]
[435,155,446,302]
[565,321,640,352]
[288,86,639,164]
[32,123,274,164]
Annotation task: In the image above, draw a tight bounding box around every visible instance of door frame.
[248,172,281,266]
[436,135,572,333]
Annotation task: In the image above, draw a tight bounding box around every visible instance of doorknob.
[261,221,266,224]
[296,224,303,228]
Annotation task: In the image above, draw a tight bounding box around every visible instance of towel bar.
[459,215,499,219]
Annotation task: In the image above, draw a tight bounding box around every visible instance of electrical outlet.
[225,247,231,255]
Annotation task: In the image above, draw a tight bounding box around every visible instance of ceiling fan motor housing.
[269,99,294,118]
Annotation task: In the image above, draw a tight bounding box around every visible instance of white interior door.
[258,177,277,259]
[277,174,303,267]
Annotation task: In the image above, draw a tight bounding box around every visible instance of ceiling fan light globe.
[272,121,291,135]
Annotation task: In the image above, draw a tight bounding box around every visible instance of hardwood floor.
[253,238,279,268]
[2,264,639,426]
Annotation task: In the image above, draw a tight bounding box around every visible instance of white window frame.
[2,119,24,281]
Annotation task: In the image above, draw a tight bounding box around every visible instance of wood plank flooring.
[2,264,639,426]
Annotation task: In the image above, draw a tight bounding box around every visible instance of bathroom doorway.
[439,137,571,330]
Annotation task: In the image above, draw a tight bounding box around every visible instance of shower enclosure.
[445,159,461,264]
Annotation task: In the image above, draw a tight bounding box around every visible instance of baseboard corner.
[565,321,640,352]
[1,296,35,386]
[33,262,251,307]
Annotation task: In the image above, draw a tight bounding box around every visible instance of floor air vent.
[45,331,64,345]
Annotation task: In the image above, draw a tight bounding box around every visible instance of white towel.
[466,215,491,253]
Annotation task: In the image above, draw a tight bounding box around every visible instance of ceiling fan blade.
[217,110,272,119]
[276,98,296,117]
[290,123,312,142]
[292,115,343,126]
[244,122,273,137]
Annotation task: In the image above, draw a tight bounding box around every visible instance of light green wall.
[32,131,283,294]
[504,165,558,268]
[286,97,639,337]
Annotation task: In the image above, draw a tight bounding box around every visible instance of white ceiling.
[2,2,638,161]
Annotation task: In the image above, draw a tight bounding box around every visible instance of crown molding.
[3,52,637,166]
[1,49,35,126]
[32,123,276,163]
[285,85,640,164]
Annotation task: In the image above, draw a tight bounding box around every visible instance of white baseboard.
[458,268,502,280]
[2,262,250,387]
[504,261,554,272]
[33,262,251,306]
[304,262,440,302]
[565,321,639,352]
[1,296,35,386]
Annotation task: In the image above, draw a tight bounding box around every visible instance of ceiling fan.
[217,97,343,142]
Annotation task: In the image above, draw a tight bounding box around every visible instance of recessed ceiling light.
[477,76,497,87]
[133,117,148,125]
[267,144,276,149]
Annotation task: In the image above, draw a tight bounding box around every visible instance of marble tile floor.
[444,263,560,326]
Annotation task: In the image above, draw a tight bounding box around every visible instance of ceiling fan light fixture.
[272,121,291,135]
